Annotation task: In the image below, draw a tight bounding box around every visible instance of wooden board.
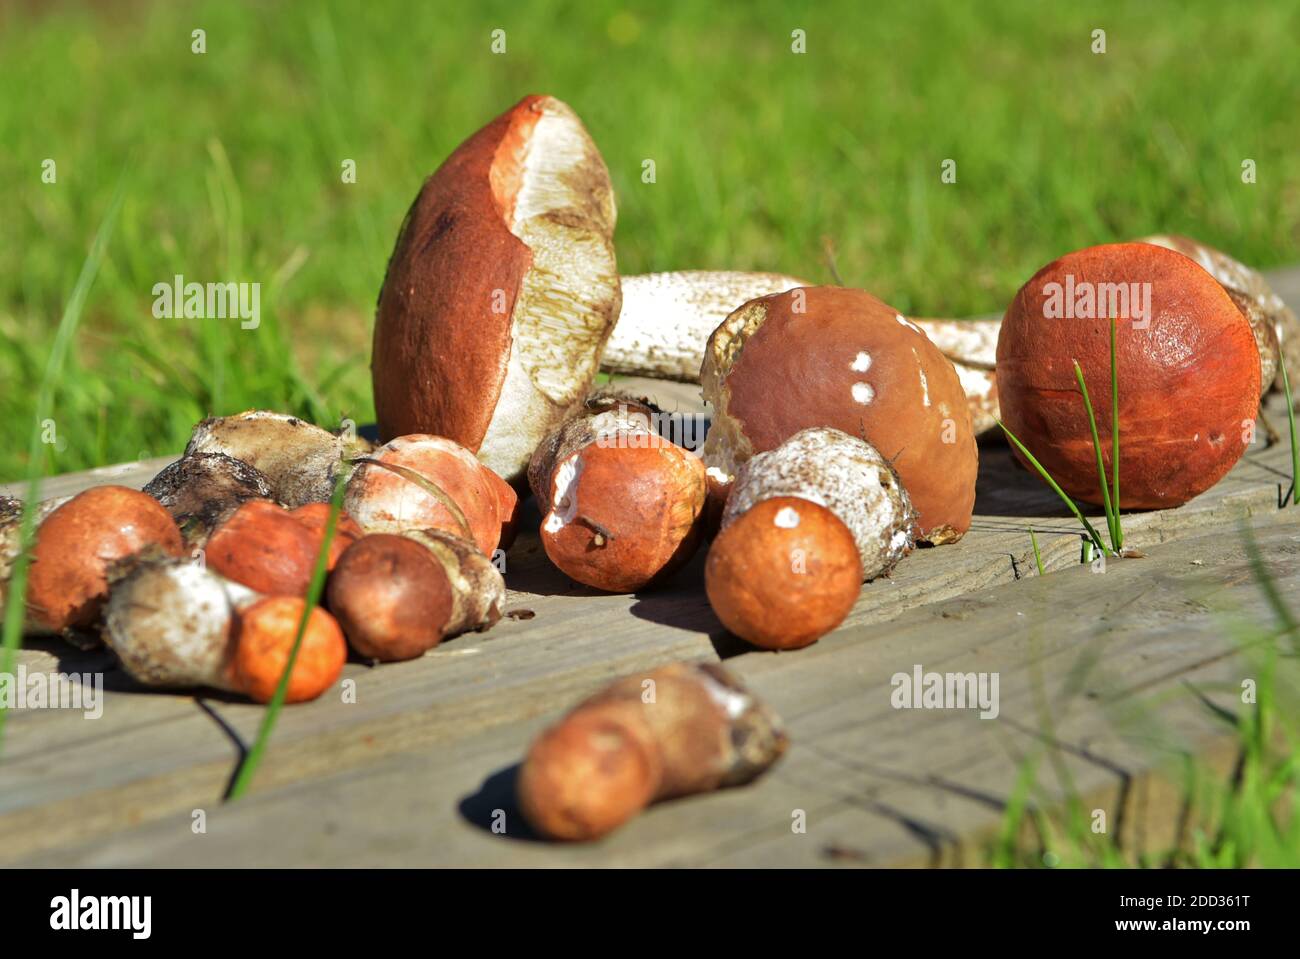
[3,267,1300,866]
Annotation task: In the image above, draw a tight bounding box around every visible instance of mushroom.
[231,596,348,704]
[516,662,787,842]
[996,241,1261,508]
[372,94,621,482]
[707,427,916,649]
[344,434,517,556]
[106,558,347,703]
[527,393,708,592]
[143,451,276,547]
[599,270,1002,434]
[183,410,362,509]
[25,486,186,633]
[204,499,362,596]
[326,529,506,662]
[701,286,978,544]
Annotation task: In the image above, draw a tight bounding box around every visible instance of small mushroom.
[527,393,708,592]
[344,434,517,556]
[204,499,362,596]
[26,486,185,632]
[183,410,356,508]
[326,529,506,661]
[707,427,916,650]
[517,662,787,841]
[143,451,276,547]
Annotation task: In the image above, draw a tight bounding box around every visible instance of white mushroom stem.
[601,271,1003,433]
[602,272,809,381]
[402,529,505,634]
[722,427,917,581]
[103,559,260,691]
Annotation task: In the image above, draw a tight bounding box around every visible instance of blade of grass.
[1029,527,1045,576]
[1072,358,1117,552]
[1110,317,1123,549]
[1280,352,1298,507]
[0,181,126,756]
[226,472,347,799]
[997,418,1108,555]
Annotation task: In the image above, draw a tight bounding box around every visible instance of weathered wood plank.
[1,404,1295,862]
[20,512,1296,866]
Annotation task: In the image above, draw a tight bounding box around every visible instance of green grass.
[1281,353,1298,506]
[998,417,1109,555]
[0,181,125,753]
[989,526,1300,867]
[2,0,1300,480]
[1029,527,1045,576]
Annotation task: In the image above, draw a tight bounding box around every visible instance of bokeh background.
[3,0,1298,481]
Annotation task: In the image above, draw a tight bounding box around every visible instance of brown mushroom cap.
[205,499,360,596]
[344,434,505,555]
[326,534,455,662]
[27,486,185,631]
[706,497,862,650]
[516,699,663,842]
[996,242,1261,509]
[701,286,977,544]
[372,94,621,481]
[231,596,347,704]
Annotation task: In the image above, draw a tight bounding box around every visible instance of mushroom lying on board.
[701,286,978,545]
[708,427,916,650]
[997,242,1261,509]
[372,94,621,483]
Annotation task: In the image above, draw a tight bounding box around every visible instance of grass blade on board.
[1110,317,1123,549]
[1073,358,1117,552]
[997,418,1108,556]
[1029,527,1045,576]
[0,181,126,756]
[226,472,347,800]
[1281,352,1298,507]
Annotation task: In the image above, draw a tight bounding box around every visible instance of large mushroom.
[701,286,978,544]
[996,242,1261,508]
[372,94,621,482]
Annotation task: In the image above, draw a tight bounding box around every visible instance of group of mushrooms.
[4,94,1296,841]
